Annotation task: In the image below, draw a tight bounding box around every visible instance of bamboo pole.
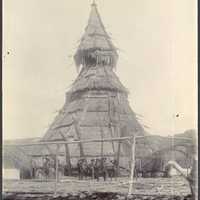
[31,153,132,158]
[73,120,85,157]
[54,144,60,197]
[139,159,142,172]
[100,127,104,160]
[116,131,121,176]
[128,136,136,196]
[115,93,122,176]
[116,141,121,176]
[107,92,115,153]
[109,126,115,153]
[59,132,72,175]
[97,112,104,160]
[4,136,133,147]
[4,136,191,148]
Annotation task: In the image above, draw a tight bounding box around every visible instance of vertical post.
[42,156,45,181]
[107,93,115,154]
[101,131,103,160]
[54,144,60,197]
[30,158,33,179]
[115,93,122,175]
[73,120,85,157]
[115,125,122,177]
[139,159,142,173]
[128,136,136,196]
[99,118,104,160]
[64,143,72,175]
[109,126,116,154]
[59,132,72,175]
[116,139,121,176]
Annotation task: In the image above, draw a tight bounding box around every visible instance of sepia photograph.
[2,0,197,199]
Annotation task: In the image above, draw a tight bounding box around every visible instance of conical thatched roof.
[78,2,115,50]
[74,2,118,69]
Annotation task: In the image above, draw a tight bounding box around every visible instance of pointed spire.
[74,2,118,70]
[85,1,111,46]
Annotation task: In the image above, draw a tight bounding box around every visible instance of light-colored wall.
[3,168,20,180]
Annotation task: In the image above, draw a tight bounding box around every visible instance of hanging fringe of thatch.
[74,48,118,71]
[69,67,128,95]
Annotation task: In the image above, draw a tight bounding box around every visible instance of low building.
[3,159,20,180]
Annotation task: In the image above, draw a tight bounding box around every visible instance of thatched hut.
[3,138,57,179]
[3,139,34,179]
[41,2,146,172]
[4,3,194,178]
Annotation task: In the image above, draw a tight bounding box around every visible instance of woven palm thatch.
[42,2,146,169]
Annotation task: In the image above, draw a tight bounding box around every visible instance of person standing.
[94,159,101,181]
[89,159,95,179]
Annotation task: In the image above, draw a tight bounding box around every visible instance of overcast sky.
[3,0,197,140]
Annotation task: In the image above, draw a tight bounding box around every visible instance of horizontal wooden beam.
[4,135,191,148]
[135,135,192,141]
[30,153,129,158]
[4,136,133,147]
[53,123,117,130]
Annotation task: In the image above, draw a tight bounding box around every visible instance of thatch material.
[5,3,195,173]
[41,3,147,169]
[70,65,128,94]
[41,89,146,170]
[43,89,145,139]
[74,3,118,69]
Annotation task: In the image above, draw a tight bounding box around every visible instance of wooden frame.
[4,135,192,196]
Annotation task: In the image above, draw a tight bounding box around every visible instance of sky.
[3,0,197,140]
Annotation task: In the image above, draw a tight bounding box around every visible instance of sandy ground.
[3,176,191,196]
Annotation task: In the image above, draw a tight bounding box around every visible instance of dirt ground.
[3,176,191,197]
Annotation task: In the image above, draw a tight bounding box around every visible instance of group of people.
[31,157,57,179]
[77,157,118,181]
[31,157,118,181]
